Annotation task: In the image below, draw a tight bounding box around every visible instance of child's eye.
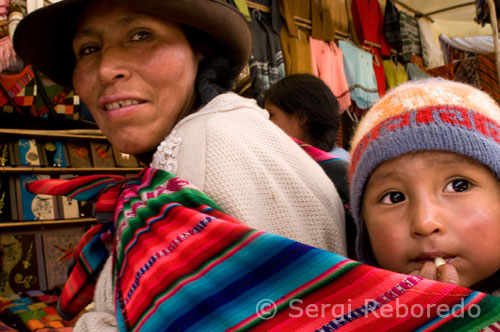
[444,179,471,193]
[130,31,152,41]
[380,191,405,204]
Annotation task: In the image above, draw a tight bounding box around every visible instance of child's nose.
[410,198,446,237]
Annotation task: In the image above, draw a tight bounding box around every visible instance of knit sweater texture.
[74,92,346,331]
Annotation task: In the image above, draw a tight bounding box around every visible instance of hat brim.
[13,0,252,89]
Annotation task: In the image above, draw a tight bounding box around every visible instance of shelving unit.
[0,128,143,226]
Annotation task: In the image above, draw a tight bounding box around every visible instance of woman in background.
[264,73,355,257]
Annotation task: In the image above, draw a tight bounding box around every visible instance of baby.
[349,79,500,294]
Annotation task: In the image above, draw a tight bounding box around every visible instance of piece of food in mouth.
[434,257,446,268]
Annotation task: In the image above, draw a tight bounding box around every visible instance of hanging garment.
[350,0,391,56]
[248,4,285,106]
[312,0,349,41]
[406,62,432,81]
[426,62,458,81]
[417,18,444,69]
[439,34,479,64]
[478,52,500,105]
[278,0,319,74]
[382,59,408,89]
[231,0,251,21]
[410,54,427,71]
[367,46,386,96]
[399,11,422,62]
[309,37,351,112]
[454,56,480,88]
[338,40,379,110]
[474,0,500,27]
[382,0,402,53]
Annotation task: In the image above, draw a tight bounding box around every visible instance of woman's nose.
[410,198,446,237]
[97,46,131,84]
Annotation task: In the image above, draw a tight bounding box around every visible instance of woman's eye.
[444,179,471,192]
[380,191,405,204]
[130,31,152,41]
[78,45,99,56]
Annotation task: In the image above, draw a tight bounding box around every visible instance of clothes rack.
[246,1,271,14]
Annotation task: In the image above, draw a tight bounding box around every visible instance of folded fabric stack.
[0,291,74,332]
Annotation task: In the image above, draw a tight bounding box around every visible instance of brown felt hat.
[13,0,252,89]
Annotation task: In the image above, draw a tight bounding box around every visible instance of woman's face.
[264,100,307,142]
[72,2,200,154]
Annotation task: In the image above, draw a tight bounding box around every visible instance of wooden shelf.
[0,218,97,228]
[0,128,106,141]
[0,166,143,174]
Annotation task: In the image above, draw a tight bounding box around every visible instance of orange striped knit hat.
[349,78,500,265]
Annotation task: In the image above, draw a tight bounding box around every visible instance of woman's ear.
[298,114,309,126]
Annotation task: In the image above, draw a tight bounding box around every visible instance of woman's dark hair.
[183,26,240,106]
[264,73,341,152]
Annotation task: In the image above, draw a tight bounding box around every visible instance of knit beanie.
[349,78,500,266]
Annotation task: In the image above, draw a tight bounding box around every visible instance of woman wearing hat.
[14,0,346,330]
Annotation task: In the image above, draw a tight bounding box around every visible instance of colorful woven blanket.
[27,167,500,332]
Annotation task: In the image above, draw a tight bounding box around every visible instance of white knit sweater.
[74,92,346,331]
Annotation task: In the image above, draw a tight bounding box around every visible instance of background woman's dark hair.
[183,26,240,106]
[264,73,341,151]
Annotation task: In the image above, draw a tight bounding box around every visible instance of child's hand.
[409,261,460,285]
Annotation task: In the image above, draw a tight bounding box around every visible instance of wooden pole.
[487,0,500,84]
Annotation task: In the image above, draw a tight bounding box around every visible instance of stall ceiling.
[393,0,476,21]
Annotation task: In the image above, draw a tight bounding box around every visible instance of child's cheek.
[369,225,408,270]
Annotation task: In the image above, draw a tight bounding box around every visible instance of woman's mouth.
[105,99,144,110]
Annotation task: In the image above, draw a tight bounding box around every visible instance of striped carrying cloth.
[28,167,500,331]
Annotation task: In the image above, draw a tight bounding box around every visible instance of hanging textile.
[248,1,285,106]
[309,37,351,112]
[350,0,389,96]
[426,62,458,81]
[417,18,445,69]
[410,55,427,71]
[475,0,500,27]
[478,52,500,104]
[350,0,391,56]
[439,35,478,64]
[406,62,432,81]
[382,59,408,89]
[399,11,422,62]
[231,0,251,22]
[454,56,481,88]
[338,40,379,110]
[382,0,402,53]
[312,0,349,40]
[278,0,316,74]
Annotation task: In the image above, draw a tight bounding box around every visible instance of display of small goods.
[41,230,85,290]
[0,290,77,331]
[90,141,116,168]
[0,134,142,223]
[66,141,93,168]
[112,146,140,167]
[0,137,143,169]
[41,141,69,167]
[0,233,46,297]
[15,139,42,167]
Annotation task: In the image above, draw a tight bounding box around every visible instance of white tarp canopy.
[393,0,476,21]
[380,0,492,39]
[389,0,500,81]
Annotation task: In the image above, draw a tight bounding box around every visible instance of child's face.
[362,151,500,288]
